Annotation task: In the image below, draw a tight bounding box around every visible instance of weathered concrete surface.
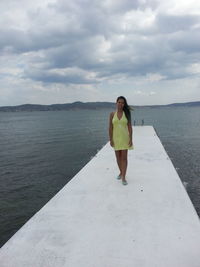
[0,126,200,267]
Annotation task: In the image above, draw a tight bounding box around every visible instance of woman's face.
[116,98,125,110]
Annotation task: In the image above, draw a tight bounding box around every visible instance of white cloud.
[187,63,200,74]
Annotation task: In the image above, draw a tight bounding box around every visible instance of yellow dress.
[112,111,133,151]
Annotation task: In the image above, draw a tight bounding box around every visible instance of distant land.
[0,101,200,112]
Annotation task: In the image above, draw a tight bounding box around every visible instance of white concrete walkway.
[0,126,200,267]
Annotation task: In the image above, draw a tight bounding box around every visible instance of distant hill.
[0,101,200,112]
[140,101,200,108]
[0,102,116,112]
[167,101,200,107]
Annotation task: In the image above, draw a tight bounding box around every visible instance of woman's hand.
[110,140,114,147]
[129,139,133,147]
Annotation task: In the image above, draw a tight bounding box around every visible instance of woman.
[109,96,133,185]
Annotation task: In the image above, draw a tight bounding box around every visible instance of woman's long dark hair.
[117,96,132,123]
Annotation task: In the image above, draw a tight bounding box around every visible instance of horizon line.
[1,99,200,108]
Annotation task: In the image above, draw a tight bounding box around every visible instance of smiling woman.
[109,96,133,185]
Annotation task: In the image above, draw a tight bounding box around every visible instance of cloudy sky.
[0,0,200,106]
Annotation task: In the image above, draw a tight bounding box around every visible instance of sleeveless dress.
[112,111,133,151]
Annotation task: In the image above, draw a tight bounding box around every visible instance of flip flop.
[117,175,121,180]
[122,180,128,185]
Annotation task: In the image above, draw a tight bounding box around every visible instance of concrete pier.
[0,126,200,267]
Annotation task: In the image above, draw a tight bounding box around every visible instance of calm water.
[0,107,200,247]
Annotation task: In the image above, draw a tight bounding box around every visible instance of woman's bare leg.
[121,150,128,181]
[115,150,122,176]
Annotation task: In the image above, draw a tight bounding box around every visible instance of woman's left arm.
[128,121,133,146]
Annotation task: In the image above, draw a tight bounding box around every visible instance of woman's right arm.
[109,112,114,147]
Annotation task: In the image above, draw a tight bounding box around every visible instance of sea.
[0,106,200,247]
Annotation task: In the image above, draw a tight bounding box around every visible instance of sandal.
[122,180,128,185]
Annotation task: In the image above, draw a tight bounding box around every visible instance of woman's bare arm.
[109,112,114,146]
[128,121,133,146]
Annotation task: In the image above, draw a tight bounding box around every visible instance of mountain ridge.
[0,101,200,112]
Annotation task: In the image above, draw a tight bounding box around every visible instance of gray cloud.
[155,14,200,33]
[24,67,99,84]
[169,29,200,53]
